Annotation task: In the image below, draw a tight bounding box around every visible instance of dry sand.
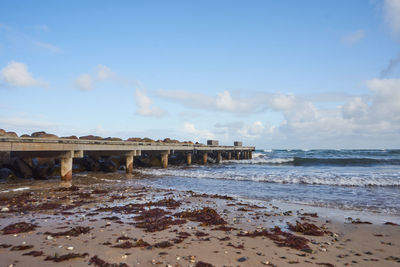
[0,173,399,267]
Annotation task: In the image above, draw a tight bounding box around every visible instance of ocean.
[133,149,400,219]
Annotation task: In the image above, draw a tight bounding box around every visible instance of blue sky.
[1,0,400,148]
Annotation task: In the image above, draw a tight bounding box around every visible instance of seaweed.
[89,255,130,267]
[174,207,227,226]
[112,239,150,248]
[22,250,44,257]
[195,261,215,267]
[135,216,186,232]
[212,225,237,231]
[287,221,325,236]
[10,245,34,251]
[153,241,173,248]
[2,222,38,235]
[44,226,91,237]
[44,252,89,262]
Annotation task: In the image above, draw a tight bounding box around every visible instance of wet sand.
[0,173,399,267]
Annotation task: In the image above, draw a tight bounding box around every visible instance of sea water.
[134,149,400,218]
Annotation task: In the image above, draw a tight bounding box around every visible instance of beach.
[0,172,399,267]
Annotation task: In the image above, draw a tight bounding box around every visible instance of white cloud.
[1,61,47,88]
[183,122,214,141]
[96,64,115,80]
[341,30,366,45]
[74,64,115,90]
[74,74,93,91]
[135,88,166,117]
[33,41,62,53]
[384,0,400,36]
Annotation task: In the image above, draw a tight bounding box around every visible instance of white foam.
[0,187,30,194]
[137,168,400,187]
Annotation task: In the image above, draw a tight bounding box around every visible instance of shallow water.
[134,149,400,216]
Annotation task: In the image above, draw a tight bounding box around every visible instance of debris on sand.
[89,255,130,267]
[0,243,12,248]
[212,225,237,231]
[153,241,173,248]
[2,222,37,235]
[22,250,44,257]
[112,239,150,248]
[135,216,186,232]
[10,245,34,251]
[174,207,227,226]
[238,227,310,250]
[384,222,399,226]
[44,252,89,262]
[287,221,325,236]
[134,208,171,221]
[195,261,215,267]
[44,226,91,237]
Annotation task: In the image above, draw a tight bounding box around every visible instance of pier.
[0,137,255,181]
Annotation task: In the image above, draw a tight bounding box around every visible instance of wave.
[229,154,400,166]
[137,168,400,187]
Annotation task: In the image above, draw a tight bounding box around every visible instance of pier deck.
[0,137,255,181]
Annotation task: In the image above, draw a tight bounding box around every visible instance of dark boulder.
[79,135,103,140]
[100,158,117,172]
[11,158,32,178]
[82,156,101,171]
[31,131,58,139]
[0,168,16,179]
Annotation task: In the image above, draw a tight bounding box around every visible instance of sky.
[1,0,400,149]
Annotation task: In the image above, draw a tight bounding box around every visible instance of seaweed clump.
[44,253,89,262]
[89,255,130,267]
[2,222,38,235]
[238,226,310,250]
[44,226,91,237]
[174,207,227,226]
[287,221,325,236]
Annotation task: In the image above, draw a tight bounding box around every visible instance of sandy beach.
[0,174,399,267]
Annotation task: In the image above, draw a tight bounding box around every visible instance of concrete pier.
[202,152,208,165]
[236,151,241,160]
[0,137,255,180]
[61,155,72,181]
[217,152,222,163]
[126,154,134,173]
[161,151,169,169]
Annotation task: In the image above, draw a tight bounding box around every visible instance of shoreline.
[0,174,399,266]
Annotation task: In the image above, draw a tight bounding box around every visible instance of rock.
[149,156,161,167]
[60,135,78,139]
[104,137,122,141]
[0,168,16,179]
[0,130,18,138]
[11,158,32,178]
[1,207,10,212]
[100,158,117,172]
[82,156,101,171]
[31,131,58,139]
[237,257,248,262]
[126,137,142,142]
[79,135,103,140]
[32,158,55,179]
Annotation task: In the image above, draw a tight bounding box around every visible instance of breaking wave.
[137,168,400,187]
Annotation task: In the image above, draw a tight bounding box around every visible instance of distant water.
[135,149,400,216]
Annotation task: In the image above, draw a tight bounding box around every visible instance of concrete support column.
[227,152,232,160]
[236,151,241,160]
[244,151,249,159]
[202,152,208,165]
[161,152,169,169]
[249,150,252,159]
[217,152,222,163]
[61,155,73,181]
[186,152,192,166]
[126,154,134,174]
